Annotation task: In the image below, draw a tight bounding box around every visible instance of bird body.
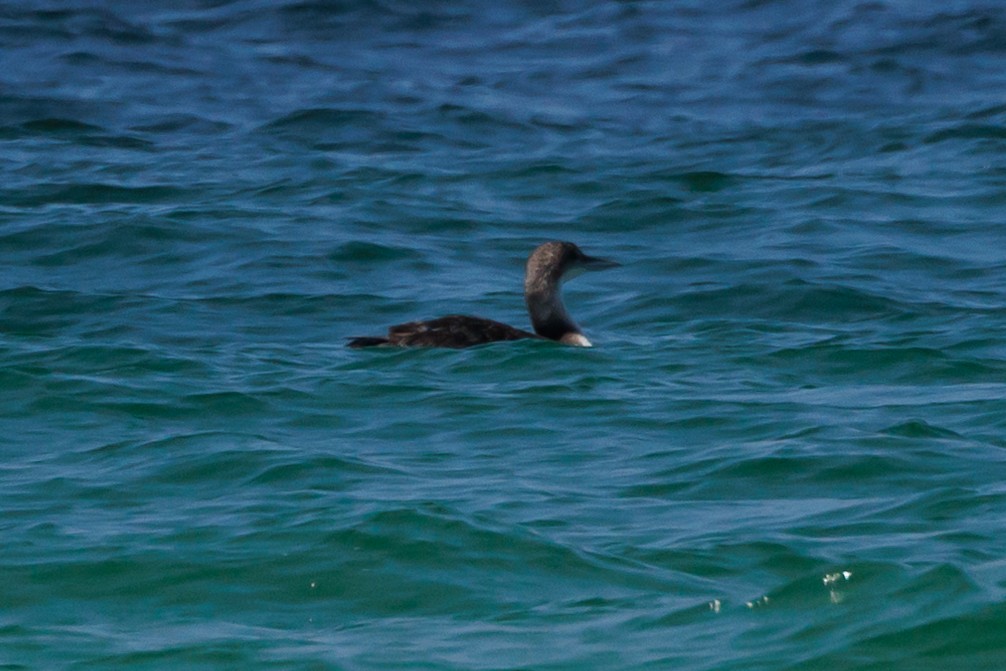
[349,315,539,349]
[348,241,617,349]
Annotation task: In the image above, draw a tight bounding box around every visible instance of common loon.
[347,241,618,349]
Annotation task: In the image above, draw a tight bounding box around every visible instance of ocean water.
[3,0,1006,668]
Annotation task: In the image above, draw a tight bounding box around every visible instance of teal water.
[3,1,1006,668]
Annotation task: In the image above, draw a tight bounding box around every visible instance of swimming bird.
[347,241,619,349]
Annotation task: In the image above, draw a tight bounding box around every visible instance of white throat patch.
[562,333,593,347]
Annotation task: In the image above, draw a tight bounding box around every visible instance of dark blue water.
[3,1,1006,669]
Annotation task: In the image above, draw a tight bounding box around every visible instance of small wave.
[673,280,901,323]
[130,114,234,135]
[3,183,184,207]
[327,241,423,263]
[0,116,154,150]
[880,419,964,439]
[924,123,1006,144]
[0,286,134,336]
[261,107,385,132]
[18,117,103,134]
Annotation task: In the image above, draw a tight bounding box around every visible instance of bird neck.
[524,280,584,344]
